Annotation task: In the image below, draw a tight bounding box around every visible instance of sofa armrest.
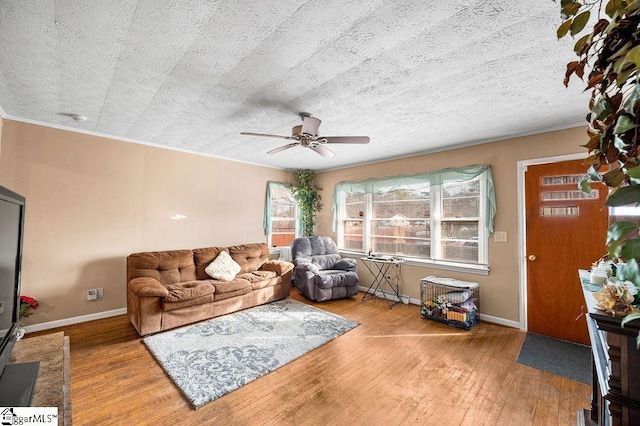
[128,277,170,297]
[260,259,294,276]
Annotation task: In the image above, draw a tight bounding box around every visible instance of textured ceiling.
[0,0,589,171]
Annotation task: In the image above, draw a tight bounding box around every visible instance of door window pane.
[541,174,582,185]
[541,190,598,200]
[541,206,579,216]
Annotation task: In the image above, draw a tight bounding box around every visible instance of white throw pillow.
[205,251,241,282]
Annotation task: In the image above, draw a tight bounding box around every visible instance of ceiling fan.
[240,113,370,158]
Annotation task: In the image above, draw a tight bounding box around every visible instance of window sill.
[339,250,490,276]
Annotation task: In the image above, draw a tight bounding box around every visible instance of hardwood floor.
[27,290,590,425]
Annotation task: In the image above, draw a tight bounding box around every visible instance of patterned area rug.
[143,298,359,409]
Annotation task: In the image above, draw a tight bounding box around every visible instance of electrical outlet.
[0,301,4,314]
[87,289,97,301]
[97,288,104,298]
[494,231,508,243]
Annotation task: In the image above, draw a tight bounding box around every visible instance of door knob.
[528,255,537,261]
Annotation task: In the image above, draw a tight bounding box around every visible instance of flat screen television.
[0,185,38,405]
[0,185,24,378]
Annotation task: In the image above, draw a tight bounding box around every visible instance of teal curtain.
[332,164,496,234]
[264,181,296,236]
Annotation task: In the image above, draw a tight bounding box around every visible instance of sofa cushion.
[291,237,342,270]
[292,236,339,261]
[193,247,227,280]
[315,270,359,289]
[311,236,339,255]
[212,278,251,295]
[127,249,196,285]
[205,251,241,281]
[228,243,269,273]
[237,270,280,290]
[212,278,252,301]
[164,280,215,302]
[312,254,341,270]
[163,293,215,312]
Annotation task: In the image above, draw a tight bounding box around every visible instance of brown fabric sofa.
[126,243,293,336]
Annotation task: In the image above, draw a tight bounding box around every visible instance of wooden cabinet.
[580,272,640,425]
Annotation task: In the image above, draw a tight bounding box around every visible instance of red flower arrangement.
[19,295,39,321]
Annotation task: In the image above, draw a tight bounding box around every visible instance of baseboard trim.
[475,313,519,329]
[21,296,521,333]
[22,308,127,334]
[358,286,518,329]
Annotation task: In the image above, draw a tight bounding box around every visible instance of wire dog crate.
[420,276,479,330]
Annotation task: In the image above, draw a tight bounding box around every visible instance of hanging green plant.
[558,0,640,283]
[557,0,640,341]
[291,169,322,237]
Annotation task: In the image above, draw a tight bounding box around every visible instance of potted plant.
[19,295,39,323]
[557,0,640,327]
[17,295,39,340]
[291,169,322,236]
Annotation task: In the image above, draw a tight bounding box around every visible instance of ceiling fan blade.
[268,142,299,154]
[323,136,370,144]
[241,132,294,140]
[301,116,321,136]
[310,144,335,158]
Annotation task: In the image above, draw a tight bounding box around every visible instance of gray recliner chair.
[291,236,359,302]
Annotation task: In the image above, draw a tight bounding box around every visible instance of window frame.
[334,167,493,275]
[264,181,299,248]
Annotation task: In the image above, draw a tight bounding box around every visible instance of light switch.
[494,231,508,242]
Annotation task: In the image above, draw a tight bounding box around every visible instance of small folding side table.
[359,257,405,308]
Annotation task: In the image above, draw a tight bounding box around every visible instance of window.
[371,189,431,258]
[264,182,298,247]
[342,193,365,251]
[333,166,494,269]
[610,205,640,229]
[439,178,482,263]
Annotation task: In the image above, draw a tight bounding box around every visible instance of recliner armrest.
[333,259,358,273]
[296,263,320,274]
[260,259,294,276]
[128,277,170,297]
